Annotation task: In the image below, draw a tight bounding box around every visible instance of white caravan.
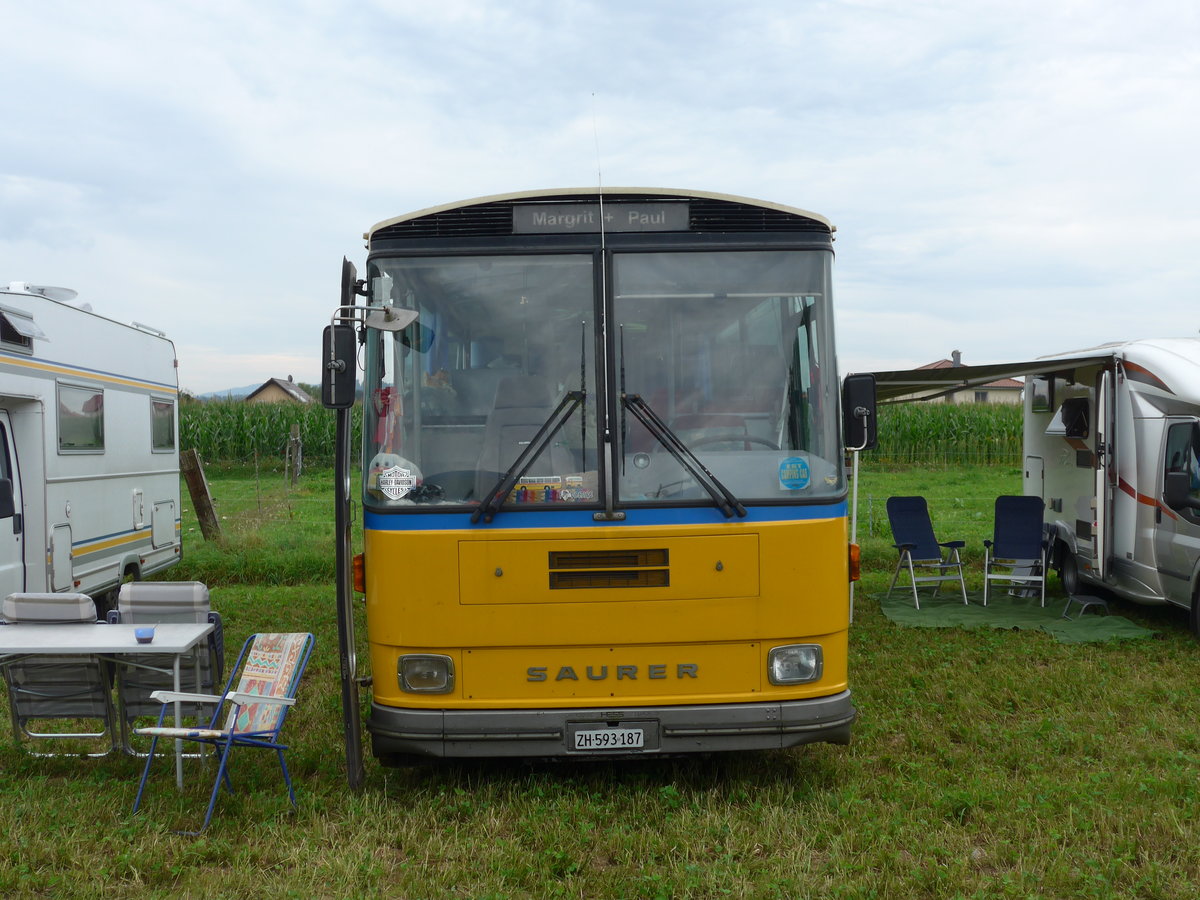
[1022,339,1200,629]
[0,283,180,613]
[869,337,1200,633]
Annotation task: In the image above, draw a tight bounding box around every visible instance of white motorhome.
[869,336,1200,633]
[0,282,180,613]
[1022,339,1200,630]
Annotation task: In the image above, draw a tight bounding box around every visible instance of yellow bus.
[322,188,875,781]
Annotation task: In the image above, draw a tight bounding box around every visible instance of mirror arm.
[847,407,872,452]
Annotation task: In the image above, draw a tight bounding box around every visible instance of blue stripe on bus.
[364,501,848,532]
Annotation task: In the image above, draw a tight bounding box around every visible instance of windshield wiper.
[622,394,747,519]
[472,391,585,524]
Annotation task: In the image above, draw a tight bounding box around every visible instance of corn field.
[873,401,1023,465]
[181,399,1023,467]
[180,400,360,467]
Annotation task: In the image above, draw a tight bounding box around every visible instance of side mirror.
[322,324,358,409]
[0,478,14,519]
[1164,471,1200,512]
[842,373,877,451]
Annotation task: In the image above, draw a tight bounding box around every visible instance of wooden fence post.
[181,449,222,541]
[287,423,302,487]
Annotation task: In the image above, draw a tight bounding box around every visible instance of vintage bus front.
[356,189,857,762]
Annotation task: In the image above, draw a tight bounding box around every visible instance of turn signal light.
[848,544,861,582]
[353,553,366,594]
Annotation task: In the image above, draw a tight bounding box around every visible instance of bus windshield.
[615,250,841,504]
[364,254,597,507]
[362,247,840,510]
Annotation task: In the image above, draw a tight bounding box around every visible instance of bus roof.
[365,187,834,242]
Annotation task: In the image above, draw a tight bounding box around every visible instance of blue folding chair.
[131,632,314,834]
[983,496,1048,606]
[885,496,969,609]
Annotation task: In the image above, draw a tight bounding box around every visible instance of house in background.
[245,376,313,404]
[911,351,1024,404]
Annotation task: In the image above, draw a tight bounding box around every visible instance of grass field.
[3,463,1200,898]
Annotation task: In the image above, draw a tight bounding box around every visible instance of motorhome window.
[0,422,11,481]
[1030,376,1054,412]
[57,384,104,452]
[1060,398,1089,440]
[151,398,175,452]
[1164,422,1200,516]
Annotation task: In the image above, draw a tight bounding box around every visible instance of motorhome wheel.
[1058,548,1080,595]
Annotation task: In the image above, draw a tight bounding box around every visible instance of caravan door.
[1155,419,1200,607]
[0,411,25,599]
[1093,368,1115,583]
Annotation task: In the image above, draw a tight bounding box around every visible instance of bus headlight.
[768,644,823,685]
[398,654,455,693]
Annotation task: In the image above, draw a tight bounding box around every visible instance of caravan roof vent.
[0,304,47,351]
[4,283,78,303]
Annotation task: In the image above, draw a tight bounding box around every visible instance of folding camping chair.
[132,632,314,835]
[885,496,969,609]
[0,592,117,756]
[983,495,1048,606]
[106,581,224,754]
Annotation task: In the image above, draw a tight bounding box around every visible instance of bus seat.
[451,369,510,417]
[474,375,575,499]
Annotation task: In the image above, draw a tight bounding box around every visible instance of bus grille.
[548,548,670,590]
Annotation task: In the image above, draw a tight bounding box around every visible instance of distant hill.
[197,383,261,401]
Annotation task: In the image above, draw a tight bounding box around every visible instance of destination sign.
[513,202,689,234]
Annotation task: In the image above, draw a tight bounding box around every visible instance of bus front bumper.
[368,691,855,763]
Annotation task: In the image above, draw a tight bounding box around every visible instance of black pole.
[334,405,364,789]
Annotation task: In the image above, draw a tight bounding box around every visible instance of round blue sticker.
[778,456,811,491]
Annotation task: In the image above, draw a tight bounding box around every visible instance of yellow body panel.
[364,516,849,711]
[458,533,759,604]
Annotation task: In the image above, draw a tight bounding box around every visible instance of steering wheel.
[408,483,444,503]
[687,434,781,451]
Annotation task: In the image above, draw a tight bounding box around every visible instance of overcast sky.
[3,1,1198,394]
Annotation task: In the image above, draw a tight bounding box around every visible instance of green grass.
[3,464,1200,898]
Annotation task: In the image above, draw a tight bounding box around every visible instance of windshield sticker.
[378,465,417,500]
[778,457,811,491]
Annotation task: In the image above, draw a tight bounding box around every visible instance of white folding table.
[0,621,214,788]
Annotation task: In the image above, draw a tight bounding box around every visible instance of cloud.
[2,1,1199,390]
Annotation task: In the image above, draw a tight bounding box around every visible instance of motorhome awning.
[860,352,1115,403]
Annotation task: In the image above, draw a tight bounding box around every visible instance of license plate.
[572,726,645,751]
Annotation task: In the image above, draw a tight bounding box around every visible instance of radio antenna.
[592,92,606,250]
[593,92,613,494]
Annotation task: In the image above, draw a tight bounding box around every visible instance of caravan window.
[151,397,175,452]
[57,384,104,452]
[1060,398,1089,440]
[1030,376,1054,413]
